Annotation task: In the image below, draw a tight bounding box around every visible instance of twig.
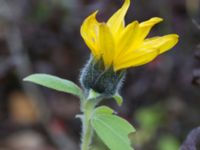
[180,126,200,150]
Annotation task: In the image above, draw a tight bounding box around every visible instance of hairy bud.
[80,57,126,96]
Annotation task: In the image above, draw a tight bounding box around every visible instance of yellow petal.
[114,21,139,61]
[107,0,130,35]
[80,11,100,58]
[137,17,163,42]
[98,23,115,68]
[142,34,179,54]
[139,17,163,27]
[128,17,163,51]
[115,17,163,62]
[114,48,159,71]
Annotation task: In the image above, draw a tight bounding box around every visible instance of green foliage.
[135,104,165,130]
[133,104,166,146]
[23,74,83,98]
[91,106,135,150]
[157,135,180,150]
[23,74,135,150]
[133,104,180,150]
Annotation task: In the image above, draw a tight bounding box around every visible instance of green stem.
[81,100,95,150]
[81,113,93,150]
[80,90,101,150]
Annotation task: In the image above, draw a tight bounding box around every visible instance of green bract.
[80,57,126,96]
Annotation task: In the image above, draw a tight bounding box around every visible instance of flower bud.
[80,57,126,96]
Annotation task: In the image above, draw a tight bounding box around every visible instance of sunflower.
[80,0,179,72]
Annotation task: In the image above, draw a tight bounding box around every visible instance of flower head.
[80,0,179,95]
[80,0,179,71]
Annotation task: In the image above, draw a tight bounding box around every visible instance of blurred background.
[0,0,199,150]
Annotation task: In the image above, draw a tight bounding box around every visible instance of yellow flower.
[80,0,179,71]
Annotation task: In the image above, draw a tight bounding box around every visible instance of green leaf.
[94,106,114,115]
[91,106,135,150]
[113,93,123,106]
[23,74,83,97]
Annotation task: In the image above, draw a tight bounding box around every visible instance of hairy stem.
[81,111,93,150]
[81,99,95,150]
[80,90,102,150]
